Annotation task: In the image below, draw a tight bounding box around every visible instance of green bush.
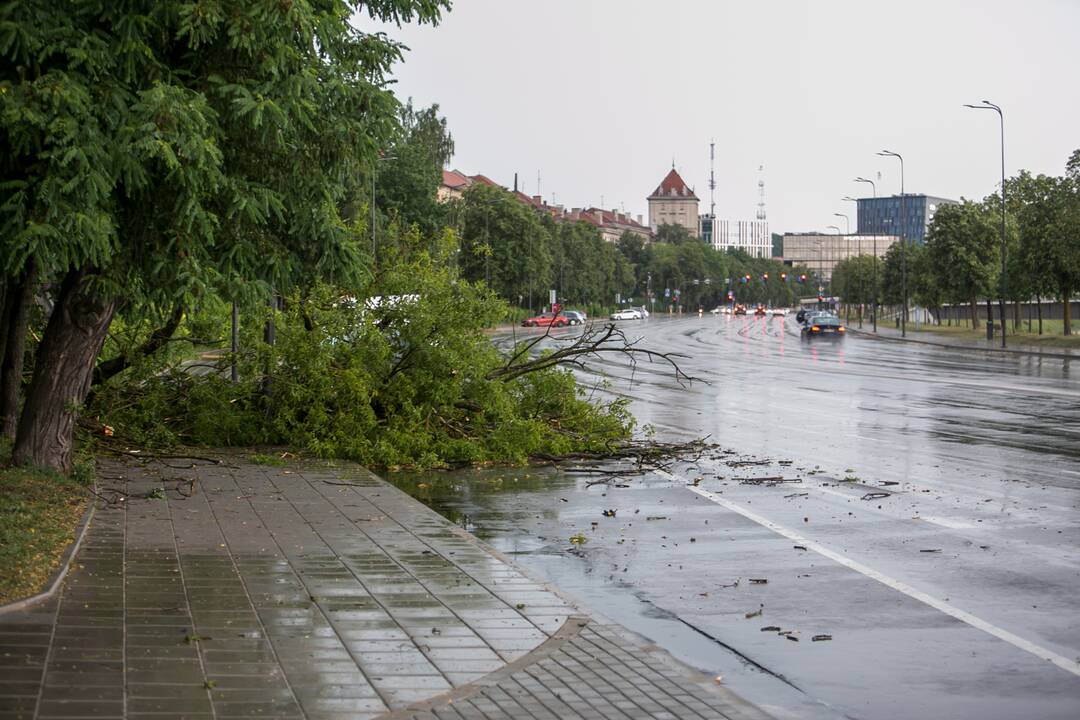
[91,250,632,469]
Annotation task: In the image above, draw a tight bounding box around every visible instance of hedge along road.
[394,313,1080,720]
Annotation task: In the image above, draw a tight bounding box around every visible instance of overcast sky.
[363,0,1080,234]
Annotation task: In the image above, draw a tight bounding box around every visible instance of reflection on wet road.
[390,315,1080,720]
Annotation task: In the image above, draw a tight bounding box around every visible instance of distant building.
[700,216,770,258]
[647,168,699,237]
[569,208,651,244]
[856,194,958,244]
[771,233,783,258]
[781,233,900,282]
[438,169,650,242]
[438,169,473,202]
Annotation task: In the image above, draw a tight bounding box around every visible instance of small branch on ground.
[532,437,715,480]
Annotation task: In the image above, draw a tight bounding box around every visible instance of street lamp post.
[964,100,1007,348]
[826,225,842,307]
[878,151,906,337]
[841,200,862,326]
[855,177,878,332]
[833,213,850,322]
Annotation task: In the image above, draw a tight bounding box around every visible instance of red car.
[522,312,570,328]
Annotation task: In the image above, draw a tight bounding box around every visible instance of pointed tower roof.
[648,168,698,200]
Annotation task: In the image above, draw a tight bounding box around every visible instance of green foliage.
[373,100,455,236]
[91,245,633,470]
[926,200,999,305]
[831,255,882,306]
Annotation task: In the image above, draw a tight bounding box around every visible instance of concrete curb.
[0,483,97,615]
[377,615,591,719]
[850,327,1076,360]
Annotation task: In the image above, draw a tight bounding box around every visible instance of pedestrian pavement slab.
[0,454,771,719]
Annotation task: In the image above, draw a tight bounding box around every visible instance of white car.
[610,308,643,320]
[769,308,788,316]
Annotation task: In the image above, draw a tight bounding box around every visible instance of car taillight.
[811,325,820,332]
[838,326,846,332]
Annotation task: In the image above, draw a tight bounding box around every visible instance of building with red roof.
[647,167,699,237]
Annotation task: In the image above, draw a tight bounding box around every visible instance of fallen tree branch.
[487,323,702,387]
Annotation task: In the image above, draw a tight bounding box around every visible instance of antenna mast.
[708,140,716,218]
[756,164,767,221]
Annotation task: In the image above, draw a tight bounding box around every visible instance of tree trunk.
[1,261,37,439]
[969,295,980,330]
[1013,299,1020,331]
[1064,288,1072,337]
[1036,295,1043,335]
[985,298,993,336]
[12,267,117,473]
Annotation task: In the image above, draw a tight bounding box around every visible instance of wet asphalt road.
[389,314,1080,720]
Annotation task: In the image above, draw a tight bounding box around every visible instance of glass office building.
[856,195,957,244]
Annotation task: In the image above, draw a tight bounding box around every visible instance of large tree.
[1053,151,1080,335]
[0,0,448,472]
[924,200,999,329]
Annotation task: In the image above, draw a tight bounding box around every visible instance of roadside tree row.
[829,148,1080,335]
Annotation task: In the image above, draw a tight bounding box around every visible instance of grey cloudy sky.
[364,0,1080,234]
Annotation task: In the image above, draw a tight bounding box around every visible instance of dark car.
[801,313,846,339]
[562,310,587,325]
[522,312,570,328]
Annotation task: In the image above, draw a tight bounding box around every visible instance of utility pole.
[965,100,1008,348]
[855,177,878,332]
[879,151,906,337]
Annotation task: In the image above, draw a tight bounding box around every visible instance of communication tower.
[708,140,717,217]
[756,164,767,221]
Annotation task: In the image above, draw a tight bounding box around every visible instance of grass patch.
[0,439,91,605]
[915,322,1080,350]
[249,453,287,467]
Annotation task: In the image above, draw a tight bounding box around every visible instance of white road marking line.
[678,479,1080,678]
[919,515,978,530]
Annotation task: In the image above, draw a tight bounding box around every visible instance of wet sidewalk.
[0,455,770,720]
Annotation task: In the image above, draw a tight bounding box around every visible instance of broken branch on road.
[487,322,701,386]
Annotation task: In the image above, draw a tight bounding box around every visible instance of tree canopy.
[0,0,450,471]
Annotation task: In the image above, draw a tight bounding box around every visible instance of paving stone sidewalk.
[0,455,772,720]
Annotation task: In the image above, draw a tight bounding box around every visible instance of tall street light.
[834,212,851,322]
[964,100,1007,348]
[841,199,862,326]
[826,224,842,302]
[855,177,878,332]
[878,150,906,337]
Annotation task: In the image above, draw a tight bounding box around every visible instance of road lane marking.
[918,515,978,529]
[679,480,1080,678]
